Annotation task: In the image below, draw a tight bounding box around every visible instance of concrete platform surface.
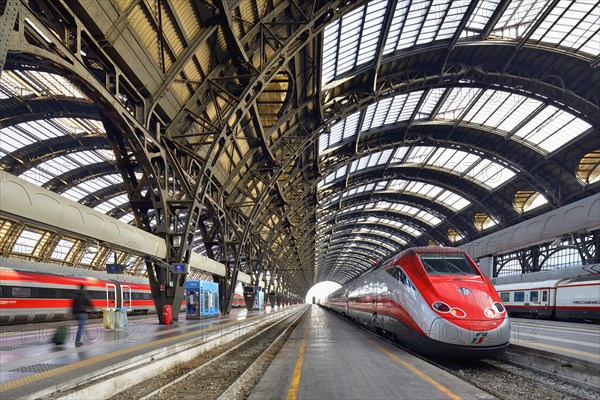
[250,305,494,400]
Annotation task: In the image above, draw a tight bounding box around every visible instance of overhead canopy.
[0,0,598,295]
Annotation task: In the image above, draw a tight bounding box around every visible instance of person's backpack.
[52,325,68,345]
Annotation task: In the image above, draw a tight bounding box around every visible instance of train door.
[121,285,132,312]
[106,284,117,309]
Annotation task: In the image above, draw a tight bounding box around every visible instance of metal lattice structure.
[1,0,599,315]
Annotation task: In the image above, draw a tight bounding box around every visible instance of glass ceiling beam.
[43,162,119,192]
[0,136,110,175]
[0,97,99,129]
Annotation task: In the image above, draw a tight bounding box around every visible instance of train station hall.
[0,0,599,399]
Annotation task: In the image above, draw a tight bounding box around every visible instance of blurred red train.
[0,267,183,324]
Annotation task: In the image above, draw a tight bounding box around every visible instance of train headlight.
[493,302,505,313]
[484,307,497,318]
[450,308,466,318]
[432,301,451,313]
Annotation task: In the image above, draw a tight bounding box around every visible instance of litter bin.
[162,304,172,325]
[103,308,116,329]
[116,307,129,330]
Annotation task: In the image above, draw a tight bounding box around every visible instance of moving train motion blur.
[494,265,600,322]
[0,266,185,325]
[324,247,509,359]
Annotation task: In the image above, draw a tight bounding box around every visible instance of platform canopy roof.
[0,0,598,296]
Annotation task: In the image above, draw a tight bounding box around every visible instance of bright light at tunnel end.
[304,281,342,304]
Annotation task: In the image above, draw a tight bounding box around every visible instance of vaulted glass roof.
[320,87,592,155]
[316,0,599,283]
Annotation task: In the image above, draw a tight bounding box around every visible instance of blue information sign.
[172,263,187,273]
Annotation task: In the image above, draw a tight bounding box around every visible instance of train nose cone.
[428,317,510,347]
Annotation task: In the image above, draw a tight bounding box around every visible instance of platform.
[509,318,600,364]
[0,306,295,399]
[250,305,492,400]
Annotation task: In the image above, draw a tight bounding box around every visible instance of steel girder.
[0,96,99,128]
[0,135,110,174]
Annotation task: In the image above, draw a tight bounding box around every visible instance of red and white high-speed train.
[324,247,510,359]
[0,267,175,324]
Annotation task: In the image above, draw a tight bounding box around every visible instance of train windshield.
[419,253,478,276]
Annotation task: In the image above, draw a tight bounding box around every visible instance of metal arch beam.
[325,49,599,125]
[323,221,414,246]
[319,245,388,263]
[319,166,502,222]
[0,135,110,175]
[79,183,126,208]
[9,1,270,316]
[319,226,406,248]
[324,220,418,245]
[320,209,435,241]
[319,232,397,251]
[320,191,451,222]
[43,161,119,192]
[318,123,570,208]
[0,96,99,128]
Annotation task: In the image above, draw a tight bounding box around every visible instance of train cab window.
[419,254,477,275]
[542,291,548,302]
[500,292,510,302]
[514,292,525,302]
[12,287,32,298]
[530,291,539,302]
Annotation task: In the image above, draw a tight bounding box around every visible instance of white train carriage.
[495,275,600,321]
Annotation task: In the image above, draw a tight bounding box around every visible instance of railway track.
[107,305,308,400]
[324,308,599,400]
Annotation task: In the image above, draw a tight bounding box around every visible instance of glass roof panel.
[512,106,592,154]
[13,230,43,255]
[51,239,75,260]
[321,1,388,86]
[529,1,600,56]
[1,70,87,99]
[492,0,552,39]
[464,0,501,33]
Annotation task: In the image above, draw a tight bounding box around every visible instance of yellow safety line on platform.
[367,339,462,400]
[286,313,310,400]
[517,339,600,358]
[0,313,266,393]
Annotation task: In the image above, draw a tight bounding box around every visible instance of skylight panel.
[19,168,54,186]
[61,186,88,201]
[464,90,511,125]
[405,146,435,165]
[397,0,431,50]
[13,230,43,254]
[391,147,409,163]
[397,91,423,121]
[435,87,481,120]
[357,0,388,65]
[466,159,515,189]
[492,0,551,39]
[324,165,347,185]
[12,70,87,98]
[51,239,74,260]
[530,1,600,56]
[383,0,410,54]
[321,1,388,86]
[0,125,37,153]
[418,88,445,118]
[464,0,501,33]
[513,106,592,153]
[419,0,463,44]
[437,191,471,211]
[496,97,543,132]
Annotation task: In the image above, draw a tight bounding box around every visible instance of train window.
[419,254,477,275]
[530,291,539,302]
[500,292,510,302]
[0,286,3,297]
[542,291,548,302]
[12,287,32,298]
[514,292,524,302]
[142,293,152,300]
[39,288,58,298]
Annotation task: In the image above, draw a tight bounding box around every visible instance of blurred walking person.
[72,285,92,347]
